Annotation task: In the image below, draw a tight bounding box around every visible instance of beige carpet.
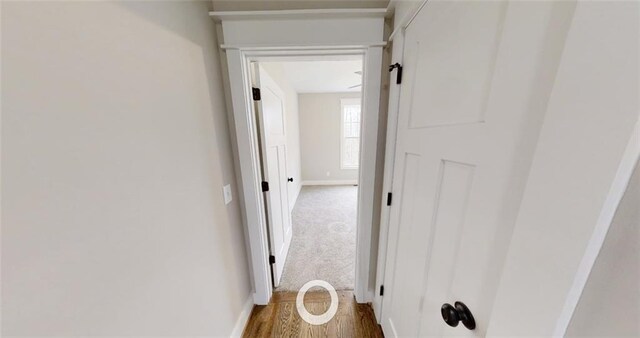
[276,185,357,291]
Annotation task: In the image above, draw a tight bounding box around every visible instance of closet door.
[380,1,574,336]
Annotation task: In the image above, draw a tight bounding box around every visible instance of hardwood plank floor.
[242,291,384,338]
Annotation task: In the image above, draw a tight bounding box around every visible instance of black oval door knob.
[440,301,476,330]
[441,303,459,327]
[287,177,293,182]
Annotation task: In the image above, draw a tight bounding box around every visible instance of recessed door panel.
[407,1,507,129]
[418,160,476,336]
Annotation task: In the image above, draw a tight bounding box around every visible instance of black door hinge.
[379,285,384,296]
[269,255,275,264]
[261,181,269,192]
[389,63,403,84]
[252,87,261,101]
[386,192,393,206]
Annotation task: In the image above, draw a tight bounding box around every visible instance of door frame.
[225,47,383,305]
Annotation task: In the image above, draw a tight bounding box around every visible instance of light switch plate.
[223,184,232,205]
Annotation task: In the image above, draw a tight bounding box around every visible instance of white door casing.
[380,1,578,336]
[252,64,293,287]
[215,10,385,305]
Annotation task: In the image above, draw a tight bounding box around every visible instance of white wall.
[488,1,639,334]
[260,63,302,210]
[1,1,252,336]
[298,92,361,184]
[566,160,640,337]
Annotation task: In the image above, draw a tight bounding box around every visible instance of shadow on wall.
[115,0,251,315]
[2,1,250,336]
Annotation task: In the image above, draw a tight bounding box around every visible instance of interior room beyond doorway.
[256,59,363,292]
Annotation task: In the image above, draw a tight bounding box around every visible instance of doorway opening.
[224,42,383,305]
[251,57,363,293]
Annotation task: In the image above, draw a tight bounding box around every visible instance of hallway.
[277,186,358,291]
[3,1,637,337]
[242,291,382,337]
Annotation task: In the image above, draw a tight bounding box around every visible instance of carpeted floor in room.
[276,185,357,292]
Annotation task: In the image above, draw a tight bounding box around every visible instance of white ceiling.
[266,60,363,93]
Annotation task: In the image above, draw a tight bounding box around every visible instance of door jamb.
[372,27,406,322]
[225,47,384,305]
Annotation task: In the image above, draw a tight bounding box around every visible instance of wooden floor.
[242,291,384,337]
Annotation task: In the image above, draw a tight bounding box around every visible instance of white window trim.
[340,97,362,170]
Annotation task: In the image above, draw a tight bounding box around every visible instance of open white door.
[380,1,576,336]
[252,64,293,288]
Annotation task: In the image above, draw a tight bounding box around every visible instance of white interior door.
[380,1,575,336]
[253,64,292,287]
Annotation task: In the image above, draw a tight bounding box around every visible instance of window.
[341,98,361,169]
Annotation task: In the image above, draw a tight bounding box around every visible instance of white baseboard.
[230,295,254,338]
[302,180,358,186]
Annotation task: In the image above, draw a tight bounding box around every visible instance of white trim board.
[209,8,387,22]
[230,296,254,338]
[302,180,358,186]
[219,43,387,51]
